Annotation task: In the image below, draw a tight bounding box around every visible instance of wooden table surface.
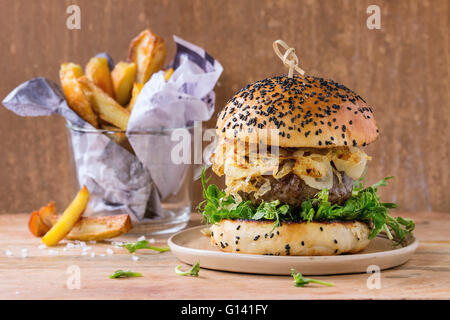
[0,212,449,300]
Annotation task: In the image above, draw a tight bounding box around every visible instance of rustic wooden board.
[0,212,448,299]
[0,0,448,214]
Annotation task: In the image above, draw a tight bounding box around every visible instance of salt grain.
[137,235,146,242]
[90,252,96,258]
[21,248,28,258]
[106,248,114,255]
[148,238,156,244]
[48,249,59,255]
[38,244,47,250]
[5,250,12,257]
[132,255,139,261]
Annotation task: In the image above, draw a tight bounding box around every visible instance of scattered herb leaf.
[109,269,142,279]
[121,240,170,254]
[175,261,200,277]
[291,269,333,287]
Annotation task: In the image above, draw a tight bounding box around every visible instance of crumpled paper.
[2,36,222,223]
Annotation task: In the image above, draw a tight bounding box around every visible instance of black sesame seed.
[254,235,260,241]
[320,227,324,231]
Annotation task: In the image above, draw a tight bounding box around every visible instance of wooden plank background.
[0,0,448,214]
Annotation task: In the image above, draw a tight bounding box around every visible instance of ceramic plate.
[168,225,418,275]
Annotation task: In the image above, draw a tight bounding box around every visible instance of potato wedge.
[29,211,50,237]
[128,29,166,84]
[28,202,57,237]
[42,186,89,246]
[164,68,174,81]
[38,201,57,228]
[64,215,133,241]
[59,63,99,127]
[127,82,143,112]
[78,76,130,130]
[85,57,115,98]
[111,62,137,105]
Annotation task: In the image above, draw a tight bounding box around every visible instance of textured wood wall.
[0,0,448,214]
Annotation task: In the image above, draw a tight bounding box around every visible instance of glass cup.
[66,122,196,235]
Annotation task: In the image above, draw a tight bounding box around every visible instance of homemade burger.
[200,74,415,256]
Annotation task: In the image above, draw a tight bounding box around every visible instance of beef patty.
[239,171,353,207]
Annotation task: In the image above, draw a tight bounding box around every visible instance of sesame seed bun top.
[216,75,379,148]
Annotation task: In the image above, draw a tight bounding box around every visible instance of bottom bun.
[210,219,371,256]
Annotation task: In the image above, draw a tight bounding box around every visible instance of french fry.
[85,57,115,98]
[78,76,130,130]
[28,202,57,237]
[128,29,166,84]
[64,215,133,241]
[41,186,89,246]
[111,62,137,105]
[59,63,99,127]
[127,82,143,112]
[164,68,174,81]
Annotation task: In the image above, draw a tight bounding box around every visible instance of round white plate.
[168,225,418,275]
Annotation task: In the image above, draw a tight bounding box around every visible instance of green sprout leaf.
[121,240,170,254]
[291,269,333,287]
[175,261,200,277]
[109,269,142,279]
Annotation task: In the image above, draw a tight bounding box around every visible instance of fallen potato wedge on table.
[63,215,133,241]
[28,211,48,237]
[78,76,130,130]
[41,186,90,246]
[38,201,57,228]
[111,61,137,105]
[28,202,57,236]
[128,29,166,84]
[85,57,115,98]
[59,63,99,128]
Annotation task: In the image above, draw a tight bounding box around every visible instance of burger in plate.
[200,74,415,256]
